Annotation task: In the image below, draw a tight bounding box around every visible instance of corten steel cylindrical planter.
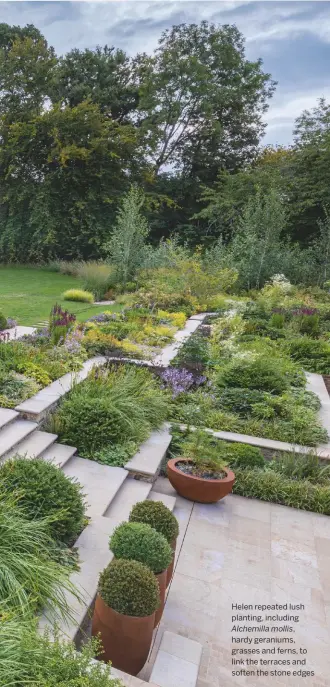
[167,458,235,504]
[166,538,177,587]
[92,595,155,676]
[154,569,167,627]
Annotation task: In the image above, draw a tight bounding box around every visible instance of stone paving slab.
[306,371,330,451]
[0,419,37,459]
[41,442,77,468]
[141,492,330,687]
[153,315,207,367]
[62,456,128,518]
[4,430,57,460]
[125,427,172,479]
[0,407,18,430]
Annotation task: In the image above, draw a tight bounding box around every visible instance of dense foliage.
[0,458,86,545]
[98,558,160,617]
[129,500,179,544]
[0,618,122,687]
[0,494,78,619]
[109,521,172,574]
[49,365,169,462]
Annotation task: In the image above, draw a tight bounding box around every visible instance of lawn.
[0,266,120,326]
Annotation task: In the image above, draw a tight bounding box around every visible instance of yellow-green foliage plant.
[63,289,94,303]
[157,310,187,328]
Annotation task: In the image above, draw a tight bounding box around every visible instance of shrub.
[109,521,172,574]
[0,619,122,687]
[226,443,265,469]
[0,370,39,408]
[217,356,290,394]
[180,429,228,475]
[52,365,168,458]
[99,558,160,616]
[129,500,179,544]
[216,387,268,416]
[0,494,79,619]
[63,289,94,303]
[157,310,186,328]
[77,262,115,300]
[0,458,86,545]
[285,337,330,373]
[233,467,330,515]
[0,311,7,330]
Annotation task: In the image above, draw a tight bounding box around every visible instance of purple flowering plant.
[160,367,206,398]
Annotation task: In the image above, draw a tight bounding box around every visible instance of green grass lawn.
[0,266,120,326]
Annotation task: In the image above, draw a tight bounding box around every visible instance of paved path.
[141,485,330,687]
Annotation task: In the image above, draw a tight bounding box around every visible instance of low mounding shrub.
[0,458,86,545]
[98,558,160,617]
[77,262,115,300]
[0,618,122,687]
[52,365,168,458]
[63,289,94,303]
[217,356,294,395]
[226,443,265,469]
[0,494,78,618]
[110,521,172,574]
[233,467,330,514]
[129,500,179,544]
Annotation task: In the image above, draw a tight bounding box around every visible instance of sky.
[1,0,330,146]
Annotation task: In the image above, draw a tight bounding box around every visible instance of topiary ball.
[109,521,172,574]
[98,558,160,617]
[0,457,86,545]
[129,500,179,543]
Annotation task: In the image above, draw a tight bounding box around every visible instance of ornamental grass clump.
[98,558,159,617]
[129,500,179,544]
[109,521,172,574]
[63,288,94,303]
[0,458,86,545]
[53,365,168,458]
[0,494,79,619]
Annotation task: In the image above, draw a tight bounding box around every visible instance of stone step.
[124,427,172,481]
[3,430,57,461]
[62,456,128,518]
[104,476,152,521]
[148,490,176,512]
[150,631,202,687]
[0,408,19,431]
[15,355,107,421]
[39,515,115,641]
[41,442,77,468]
[0,419,37,459]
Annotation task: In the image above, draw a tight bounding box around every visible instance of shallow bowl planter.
[167,458,235,504]
[92,595,155,675]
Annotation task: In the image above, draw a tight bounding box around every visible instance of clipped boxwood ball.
[227,443,265,470]
[129,500,179,543]
[109,521,172,574]
[0,457,86,545]
[99,558,160,617]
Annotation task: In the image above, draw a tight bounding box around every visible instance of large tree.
[136,22,275,180]
[52,46,139,123]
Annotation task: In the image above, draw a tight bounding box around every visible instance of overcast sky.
[1,1,330,146]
